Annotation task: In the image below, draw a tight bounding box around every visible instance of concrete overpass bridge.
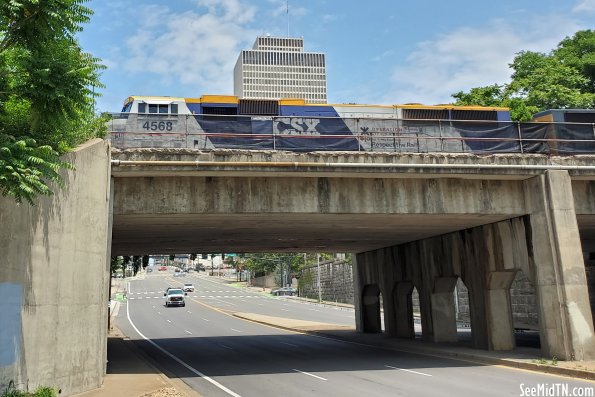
[3,139,595,394]
[110,147,595,357]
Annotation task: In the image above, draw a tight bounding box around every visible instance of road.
[115,270,594,397]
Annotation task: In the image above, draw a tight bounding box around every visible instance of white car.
[164,288,186,307]
[183,283,194,292]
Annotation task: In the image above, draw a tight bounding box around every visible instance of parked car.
[164,288,186,307]
[183,283,194,292]
[271,287,297,296]
[158,266,167,271]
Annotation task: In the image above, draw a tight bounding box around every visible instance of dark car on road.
[271,287,297,296]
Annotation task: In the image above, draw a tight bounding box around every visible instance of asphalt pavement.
[113,270,595,397]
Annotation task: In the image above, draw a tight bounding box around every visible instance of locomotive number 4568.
[142,121,174,131]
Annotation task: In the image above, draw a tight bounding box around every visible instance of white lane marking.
[230,328,243,333]
[185,330,192,335]
[281,309,289,312]
[129,297,135,300]
[167,320,172,323]
[157,312,161,315]
[126,299,242,397]
[187,311,192,314]
[280,342,298,348]
[128,282,131,294]
[220,344,233,350]
[292,369,327,381]
[211,297,236,306]
[154,297,159,299]
[202,318,210,322]
[385,365,432,377]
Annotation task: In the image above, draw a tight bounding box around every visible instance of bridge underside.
[111,213,515,255]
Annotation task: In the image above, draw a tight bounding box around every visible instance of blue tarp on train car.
[450,122,521,153]
[273,117,360,151]
[193,116,274,149]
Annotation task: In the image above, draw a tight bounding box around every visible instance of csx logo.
[276,118,320,135]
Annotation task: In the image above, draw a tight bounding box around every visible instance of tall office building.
[233,36,327,104]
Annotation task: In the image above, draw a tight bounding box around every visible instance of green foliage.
[132,255,141,276]
[452,30,595,120]
[2,380,56,397]
[110,256,123,274]
[0,135,73,204]
[243,253,303,274]
[0,0,106,205]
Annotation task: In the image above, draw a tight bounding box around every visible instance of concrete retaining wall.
[0,139,112,395]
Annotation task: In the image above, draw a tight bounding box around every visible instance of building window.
[138,103,146,113]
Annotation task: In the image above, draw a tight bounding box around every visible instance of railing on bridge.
[106,113,595,155]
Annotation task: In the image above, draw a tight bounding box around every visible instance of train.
[109,95,595,154]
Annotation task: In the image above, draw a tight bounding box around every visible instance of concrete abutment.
[354,170,595,359]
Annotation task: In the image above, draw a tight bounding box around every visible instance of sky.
[79,0,595,112]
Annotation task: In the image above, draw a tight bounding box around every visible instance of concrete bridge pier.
[354,171,595,359]
[525,171,595,361]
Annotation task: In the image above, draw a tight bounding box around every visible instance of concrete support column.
[486,271,517,350]
[526,171,595,360]
[430,277,458,343]
[362,284,382,333]
[353,254,364,333]
[393,281,415,338]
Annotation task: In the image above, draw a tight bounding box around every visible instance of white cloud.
[385,14,584,105]
[122,1,258,94]
[573,0,595,13]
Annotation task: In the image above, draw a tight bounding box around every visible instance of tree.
[142,255,150,269]
[132,255,141,276]
[110,256,123,275]
[0,0,106,204]
[452,30,595,120]
[122,256,131,278]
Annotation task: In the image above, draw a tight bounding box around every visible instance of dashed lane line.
[384,365,432,377]
[125,297,242,397]
[292,369,327,381]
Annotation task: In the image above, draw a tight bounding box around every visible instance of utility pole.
[317,254,321,303]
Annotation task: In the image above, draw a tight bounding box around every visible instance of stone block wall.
[299,260,354,304]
